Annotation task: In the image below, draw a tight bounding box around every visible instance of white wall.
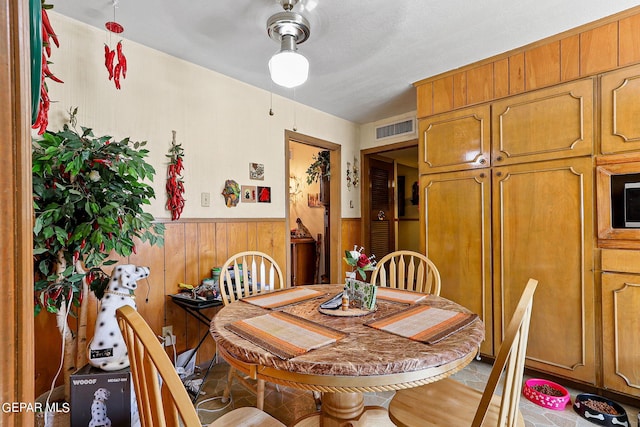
[45,13,360,220]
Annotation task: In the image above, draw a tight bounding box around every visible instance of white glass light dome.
[269,50,309,88]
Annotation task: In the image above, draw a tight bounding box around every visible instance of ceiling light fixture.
[267,0,310,89]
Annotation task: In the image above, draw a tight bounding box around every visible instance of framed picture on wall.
[241,185,256,203]
[308,193,322,208]
[249,163,264,180]
[257,186,271,203]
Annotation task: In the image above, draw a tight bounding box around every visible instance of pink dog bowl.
[522,378,570,410]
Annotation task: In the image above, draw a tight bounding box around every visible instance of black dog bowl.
[573,393,629,426]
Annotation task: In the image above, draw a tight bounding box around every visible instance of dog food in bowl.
[522,378,570,410]
[573,393,629,426]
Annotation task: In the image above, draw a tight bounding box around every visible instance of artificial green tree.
[32,108,164,400]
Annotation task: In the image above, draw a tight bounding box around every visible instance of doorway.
[285,130,341,285]
[362,140,419,257]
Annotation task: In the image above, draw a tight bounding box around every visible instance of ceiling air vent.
[375,118,415,141]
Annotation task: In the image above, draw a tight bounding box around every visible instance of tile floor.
[193,359,640,427]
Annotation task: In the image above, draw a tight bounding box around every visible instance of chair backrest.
[370,250,442,295]
[116,305,201,427]
[472,278,538,427]
[219,251,285,305]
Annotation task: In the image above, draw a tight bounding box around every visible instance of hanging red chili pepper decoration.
[32,2,63,135]
[166,130,185,221]
[104,19,126,89]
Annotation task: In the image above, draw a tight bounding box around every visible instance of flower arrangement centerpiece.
[344,245,376,280]
[343,246,377,310]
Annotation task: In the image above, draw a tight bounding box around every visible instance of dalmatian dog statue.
[88,264,150,371]
[88,387,111,427]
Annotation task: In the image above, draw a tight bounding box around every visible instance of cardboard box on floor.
[70,364,132,426]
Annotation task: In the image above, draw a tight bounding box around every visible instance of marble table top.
[211,285,485,382]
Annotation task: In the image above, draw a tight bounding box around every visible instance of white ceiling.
[51,0,640,124]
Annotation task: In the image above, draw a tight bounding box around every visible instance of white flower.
[88,170,100,182]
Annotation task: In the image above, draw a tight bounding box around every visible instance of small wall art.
[257,186,271,203]
[308,192,322,208]
[241,185,256,203]
[249,163,265,180]
[222,179,240,207]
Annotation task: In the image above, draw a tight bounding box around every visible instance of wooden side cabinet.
[291,238,316,286]
[601,249,640,398]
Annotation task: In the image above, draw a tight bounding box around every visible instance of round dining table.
[210,284,485,427]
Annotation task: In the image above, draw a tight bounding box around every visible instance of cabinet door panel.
[422,170,493,355]
[601,63,640,154]
[492,157,595,383]
[419,105,490,174]
[602,272,640,397]
[492,79,594,165]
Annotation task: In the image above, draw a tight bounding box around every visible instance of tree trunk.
[75,261,89,370]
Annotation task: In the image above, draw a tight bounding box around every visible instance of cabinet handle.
[479,158,486,164]
[479,173,486,178]
[496,156,504,161]
[496,171,503,177]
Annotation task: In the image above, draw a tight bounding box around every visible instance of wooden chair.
[388,278,538,427]
[219,251,285,304]
[219,251,285,410]
[115,305,284,427]
[370,250,442,295]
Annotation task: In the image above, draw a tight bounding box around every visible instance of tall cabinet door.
[492,157,595,383]
[601,271,640,397]
[422,169,493,355]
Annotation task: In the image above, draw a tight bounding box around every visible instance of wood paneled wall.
[34,217,362,396]
[415,6,640,118]
[340,218,363,257]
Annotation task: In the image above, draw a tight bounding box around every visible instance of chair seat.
[389,378,524,427]
[209,406,285,427]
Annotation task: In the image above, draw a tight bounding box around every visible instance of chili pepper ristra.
[32,1,64,135]
[166,130,185,221]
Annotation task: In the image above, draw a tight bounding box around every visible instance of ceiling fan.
[266,0,311,88]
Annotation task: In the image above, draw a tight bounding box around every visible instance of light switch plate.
[201,192,210,207]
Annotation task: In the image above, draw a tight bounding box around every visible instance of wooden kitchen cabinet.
[418,105,490,175]
[421,169,493,356]
[600,249,640,398]
[492,157,596,384]
[601,63,640,154]
[291,237,316,286]
[491,78,594,165]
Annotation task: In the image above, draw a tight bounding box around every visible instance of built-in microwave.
[624,182,640,227]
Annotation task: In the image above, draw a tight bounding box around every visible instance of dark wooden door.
[369,158,395,261]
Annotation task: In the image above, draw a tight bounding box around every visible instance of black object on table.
[170,294,223,402]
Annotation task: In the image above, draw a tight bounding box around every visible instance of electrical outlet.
[162,325,173,338]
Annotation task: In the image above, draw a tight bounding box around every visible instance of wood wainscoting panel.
[341,218,362,258]
[33,218,288,396]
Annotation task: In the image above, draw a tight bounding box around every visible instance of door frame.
[285,130,342,284]
[1,0,36,422]
[361,139,418,253]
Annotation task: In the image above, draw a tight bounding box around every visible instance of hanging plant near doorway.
[305,150,330,185]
